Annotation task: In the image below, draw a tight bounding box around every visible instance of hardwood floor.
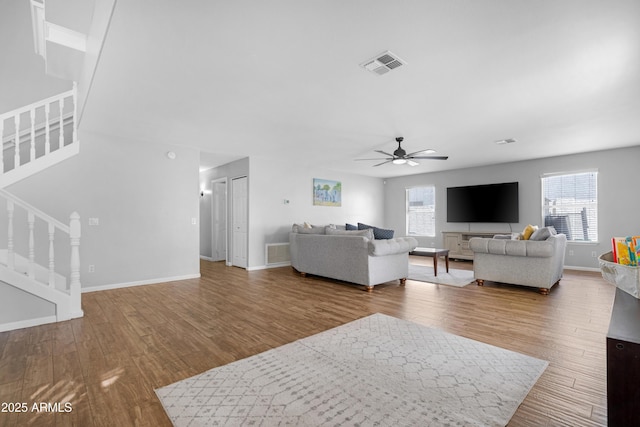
[0,258,615,426]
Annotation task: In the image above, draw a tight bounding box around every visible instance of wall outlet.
[592,251,597,258]
[191,218,197,225]
[88,264,95,273]
[89,218,99,226]
[568,250,574,256]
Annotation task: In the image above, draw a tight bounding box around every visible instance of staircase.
[0,85,82,329]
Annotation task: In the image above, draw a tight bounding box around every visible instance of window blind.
[406,186,436,237]
[541,171,598,242]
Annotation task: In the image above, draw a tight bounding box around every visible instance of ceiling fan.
[356,137,449,167]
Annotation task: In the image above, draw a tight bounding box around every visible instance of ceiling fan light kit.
[356,137,449,167]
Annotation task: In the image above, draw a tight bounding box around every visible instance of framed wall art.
[313,178,341,207]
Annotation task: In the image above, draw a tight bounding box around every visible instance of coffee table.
[410,247,449,276]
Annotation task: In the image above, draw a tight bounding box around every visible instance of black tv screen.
[447,182,519,223]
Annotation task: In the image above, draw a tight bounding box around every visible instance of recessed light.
[495,138,517,145]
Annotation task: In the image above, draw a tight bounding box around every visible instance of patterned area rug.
[408,264,476,287]
[156,313,547,426]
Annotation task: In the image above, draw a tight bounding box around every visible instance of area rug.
[155,313,547,426]
[408,264,476,287]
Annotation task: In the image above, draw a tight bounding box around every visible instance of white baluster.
[28,212,35,279]
[45,103,51,155]
[0,119,4,173]
[14,114,20,169]
[72,82,78,144]
[7,200,14,270]
[48,222,55,287]
[69,212,81,311]
[30,108,36,162]
[59,98,65,148]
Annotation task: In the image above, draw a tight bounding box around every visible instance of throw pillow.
[298,226,326,234]
[346,223,358,230]
[522,224,538,240]
[357,222,395,240]
[326,227,374,240]
[530,226,557,241]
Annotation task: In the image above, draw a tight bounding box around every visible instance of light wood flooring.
[0,258,615,426]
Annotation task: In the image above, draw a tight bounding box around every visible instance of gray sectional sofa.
[469,233,567,294]
[290,224,418,291]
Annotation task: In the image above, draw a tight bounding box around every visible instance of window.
[406,186,436,237]
[541,171,598,242]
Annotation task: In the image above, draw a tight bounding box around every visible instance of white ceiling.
[79,0,640,178]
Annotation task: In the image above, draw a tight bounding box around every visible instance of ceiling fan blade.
[355,158,392,161]
[406,149,436,157]
[375,150,395,157]
[407,160,419,166]
[373,160,392,167]
[409,155,449,160]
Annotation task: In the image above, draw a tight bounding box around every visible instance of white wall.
[385,146,640,269]
[7,130,201,290]
[200,155,386,269]
[0,0,71,113]
[247,155,385,269]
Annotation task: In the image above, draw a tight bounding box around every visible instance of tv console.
[441,231,503,260]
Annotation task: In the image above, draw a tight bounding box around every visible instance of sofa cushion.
[298,226,326,234]
[470,237,555,258]
[368,237,418,256]
[357,222,395,239]
[326,227,374,240]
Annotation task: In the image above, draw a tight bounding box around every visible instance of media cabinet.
[441,231,502,260]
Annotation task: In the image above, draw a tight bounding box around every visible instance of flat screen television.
[447,182,519,223]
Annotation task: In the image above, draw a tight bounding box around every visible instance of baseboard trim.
[247,262,291,271]
[564,265,601,273]
[200,255,215,261]
[82,274,201,293]
[0,315,57,333]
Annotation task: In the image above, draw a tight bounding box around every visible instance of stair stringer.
[0,142,79,189]
[0,249,67,289]
[0,264,82,322]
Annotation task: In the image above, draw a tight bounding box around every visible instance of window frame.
[406,185,436,237]
[540,169,598,243]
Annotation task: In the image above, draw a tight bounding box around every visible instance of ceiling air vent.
[361,51,405,75]
[495,138,517,145]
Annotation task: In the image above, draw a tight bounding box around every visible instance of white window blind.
[406,186,435,237]
[541,171,598,242]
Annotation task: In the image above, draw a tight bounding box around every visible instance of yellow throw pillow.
[522,224,538,240]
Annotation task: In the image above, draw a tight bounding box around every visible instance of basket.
[599,251,640,298]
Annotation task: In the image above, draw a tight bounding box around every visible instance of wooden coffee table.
[410,247,449,276]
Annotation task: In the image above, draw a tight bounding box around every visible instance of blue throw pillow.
[346,223,358,230]
[357,222,394,239]
[374,227,395,239]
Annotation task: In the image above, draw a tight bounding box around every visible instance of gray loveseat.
[469,233,567,294]
[290,225,418,291]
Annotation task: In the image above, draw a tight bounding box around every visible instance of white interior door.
[211,179,227,262]
[232,176,248,268]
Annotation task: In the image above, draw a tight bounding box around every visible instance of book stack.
[612,236,640,266]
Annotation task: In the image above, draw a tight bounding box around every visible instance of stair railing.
[0,83,77,180]
[0,188,81,315]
